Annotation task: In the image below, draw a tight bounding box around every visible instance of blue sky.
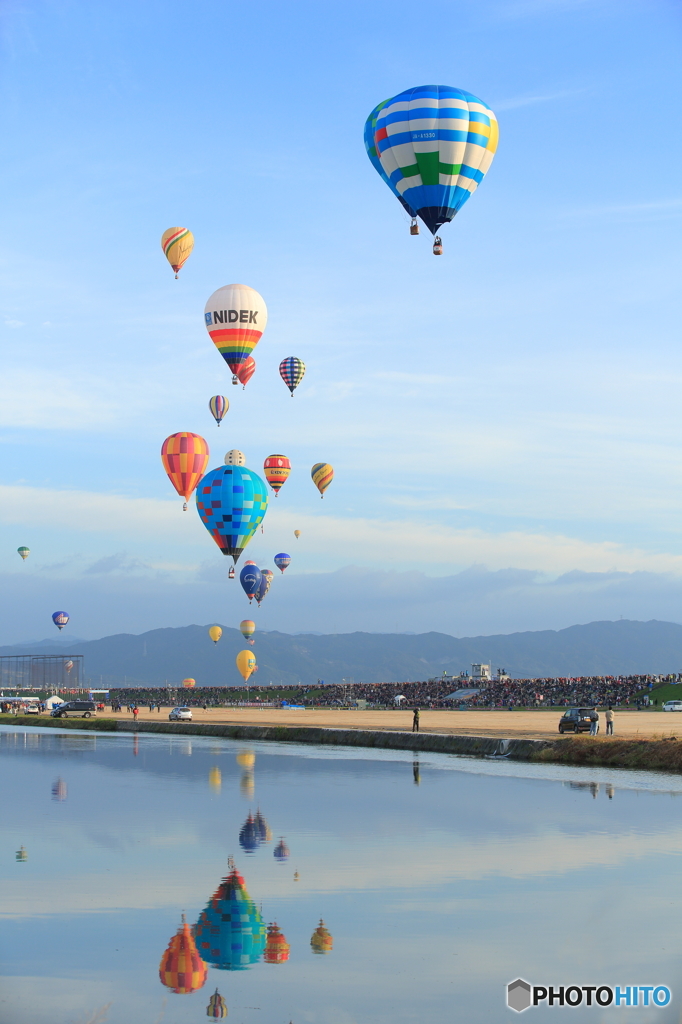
[0,0,681,642]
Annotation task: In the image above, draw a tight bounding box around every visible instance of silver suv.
[51,701,96,719]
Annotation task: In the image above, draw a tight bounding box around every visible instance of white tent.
[44,696,65,709]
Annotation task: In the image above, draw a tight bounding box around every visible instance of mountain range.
[2,618,682,687]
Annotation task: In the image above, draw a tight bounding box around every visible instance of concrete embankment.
[6,716,682,772]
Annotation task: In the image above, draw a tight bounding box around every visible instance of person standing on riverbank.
[412,708,420,733]
[589,708,599,736]
[605,707,614,735]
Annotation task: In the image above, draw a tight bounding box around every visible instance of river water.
[1,725,681,1024]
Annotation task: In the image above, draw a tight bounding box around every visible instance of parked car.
[169,707,192,721]
[662,700,682,712]
[50,700,96,719]
[23,704,40,714]
[558,708,595,733]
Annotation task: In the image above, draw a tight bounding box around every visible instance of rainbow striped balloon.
[366,85,498,236]
[204,284,268,378]
[161,227,194,278]
[311,462,333,498]
[209,395,229,426]
[279,357,305,396]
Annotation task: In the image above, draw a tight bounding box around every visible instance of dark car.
[50,700,96,719]
[558,707,595,734]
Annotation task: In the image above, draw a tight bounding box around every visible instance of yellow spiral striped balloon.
[311,463,333,498]
[161,227,194,278]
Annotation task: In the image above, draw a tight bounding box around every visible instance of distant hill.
[1,619,682,686]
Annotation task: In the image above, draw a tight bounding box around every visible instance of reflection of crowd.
[107,674,677,709]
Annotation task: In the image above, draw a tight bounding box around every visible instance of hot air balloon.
[206,989,228,1019]
[365,86,498,253]
[209,395,229,426]
[64,660,73,675]
[364,100,419,228]
[274,553,291,574]
[15,846,27,862]
[209,626,223,644]
[311,463,333,498]
[240,620,255,642]
[161,432,210,510]
[52,611,69,631]
[279,357,305,396]
[239,812,260,854]
[236,650,256,683]
[196,466,268,565]
[254,809,271,842]
[311,919,333,954]
[255,568,273,607]
[17,546,29,561]
[204,284,268,383]
[240,563,262,603]
[159,914,207,993]
[264,923,290,964]
[274,838,289,862]
[194,867,266,971]
[294,530,301,540]
[224,449,246,466]
[183,678,196,689]
[161,227,194,278]
[235,356,256,388]
[263,455,291,496]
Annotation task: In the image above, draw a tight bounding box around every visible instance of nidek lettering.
[210,309,259,325]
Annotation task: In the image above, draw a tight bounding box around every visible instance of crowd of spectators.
[107,673,680,709]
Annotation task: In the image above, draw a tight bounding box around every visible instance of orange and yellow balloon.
[161,227,194,279]
[161,432,209,510]
[183,678,196,688]
[159,915,207,993]
[236,650,256,682]
[263,455,291,496]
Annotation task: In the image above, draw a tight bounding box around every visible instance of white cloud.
[4,319,24,327]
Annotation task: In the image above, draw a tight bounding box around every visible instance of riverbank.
[5,714,682,773]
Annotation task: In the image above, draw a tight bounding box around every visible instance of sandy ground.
[105,706,682,741]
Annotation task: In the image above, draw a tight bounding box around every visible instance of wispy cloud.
[495,87,590,110]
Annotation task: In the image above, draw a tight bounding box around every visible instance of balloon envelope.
[161,433,210,504]
[240,564,262,601]
[183,678,196,688]
[52,611,69,630]
[224,449,246,466]
[17,546,29,560]
[240,619,256,640]
[274,553,291,573]
[161,227,194,278]
[236,650,256,682]
[204,284,268,376]
[194,868,266,971]
[311,463,333,497]
[159,916,207,993]
[364,101,418,218]
[294,530,301,539]
[263,455,291,495]
[279,357,305,395]
[367,85,498,235]
[196,466,268,564]
[209,626,223,644]
[209,396,229,426]
[236,356,256,387]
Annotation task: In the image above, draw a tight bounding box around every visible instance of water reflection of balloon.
[52,777,67,801]
[209,395,229,426]
[17,546,29,560]
[279,357,305,396]
[274,838,289,862]
[239,813,260,853]
[161,227,194,278]
[52,611,69,631]
[196,466,268,565]
[236,650,256,683]
[310,919,333,954]
[161,432,210,510]
[194,867,267,970]
[183,678,196,689]
[311,462,333,498]
[254,809,271,842]
[209,626,222,644]
[206,989,228,1019]
[236,750,255,769]
[274,553,291,574]
[293,871,300,881]
[159,914,207,993]
[240,771,255,798]
[209,767,222,792]
[15,845,27,862]
[264,923,290,963]
[235,356,256,388]
[263,455,291,496]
